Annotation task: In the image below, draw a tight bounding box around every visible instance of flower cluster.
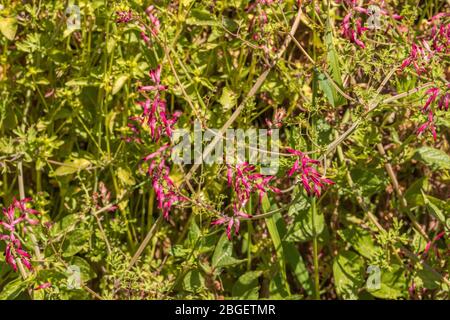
[401,14,449,74]
[399,14,449,141]
[416,109,437,141]
[211,206,251,241]
[92,182,117,212]
[339,1,403,49]
[143,144,183,219]
[0,198,39,272]
[286,149,334,197]
[121,6,184,223]
[416,85,449,141]
[115,6,160,45]
[265,107,286,136]
[140,5,160,44]
[227,162,280,205]
[401,42,435,74]
[246,0,274,48]
[212,162,280,239]
[130,65,181,141]
[422,231,446,257]
[116,10,133,24]
[341,11,368,49]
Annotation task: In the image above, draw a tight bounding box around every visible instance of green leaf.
[218,87,238,111]
[338,226,381,260]
[212,233,245,269]
[186,9,220,27]
[0,277,30,299]
[333,251,365,300]
[0,17,18,41]
[367,264,407,299]
[112,75,128,95]
[350,167,386,198]
[422,192,448,229]
[413,147,450,170]
[183,269,205,293]
[52,158,91,176]
[232,271,262,299]
[317,72,336,107]
[324,27,346,107]
[415,268,441,290]
[117,167,135,186]
[269,273,290,299]
[404,177,428,207]
[69,256,97,282]
[286,196,324,242]
[62,229,90,257]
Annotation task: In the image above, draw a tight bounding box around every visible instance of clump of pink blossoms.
[115,6,160,45]
[133,66,183,219]
[115,10,133,24]
[265,107,286,136]
[140,5,160,45]
[341,11,368,49]
[212,162,280,240]
[416,85,449,141]
[0,198,39,271]
[401,14,449,74]
[338,0,403,49]
[117,6,184,221]
[143,145,183,220]
[92,182,117,212]
[399,14,450,141]
[130,66,181,142]
[286,149,334,197]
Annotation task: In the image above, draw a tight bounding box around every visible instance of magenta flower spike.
[0,198,39,271]
[286,149,334,197]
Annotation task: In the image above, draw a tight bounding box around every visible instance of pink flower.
[226,219,234,240]
[211,212,249,241]
[0,198,40,271]
[227,162,279,206]
[133,66,181,141]
[144,146,183,219]
[144,5,160,37]
[341,12,367,49]
[286,149,334,197]
[422,231,446,256]
[92,182,117,212]
[422,87,440,112]
[139,66,168,92]
[116,10,133,24]
[266,108,286,136]
[438,92,449,111]
[35,282,52,290]
[335,0,357,6]
[211,217,228,226]
[143,144,170,161]
[417,111,437,141]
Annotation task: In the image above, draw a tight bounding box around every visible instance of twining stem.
[127,214,163,270]
[311,198,320,300]
[92,210,112,256]
[376,143,430,241]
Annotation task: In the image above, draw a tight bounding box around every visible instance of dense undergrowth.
[0,0,449,300]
